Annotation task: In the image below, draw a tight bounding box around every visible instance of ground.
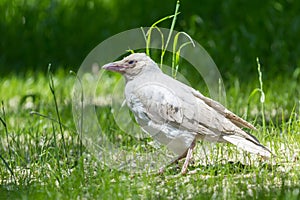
[0,69,299,199]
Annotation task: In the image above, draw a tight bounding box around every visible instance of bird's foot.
[181,141,196,174]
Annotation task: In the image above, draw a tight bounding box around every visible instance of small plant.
[247,58,266,132]
[141,0,195,79]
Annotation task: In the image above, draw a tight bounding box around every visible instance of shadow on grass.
[164,161,278,176]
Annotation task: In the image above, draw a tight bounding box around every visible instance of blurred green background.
[1,0,300,79]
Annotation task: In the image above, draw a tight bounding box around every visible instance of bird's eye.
[128,60,134,64]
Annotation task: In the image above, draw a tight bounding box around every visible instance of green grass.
[1,0,300,199]
[0,67,299,199]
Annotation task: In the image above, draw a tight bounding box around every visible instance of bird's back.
[104,53,272,158]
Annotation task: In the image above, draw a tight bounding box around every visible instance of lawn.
[1,0,300,199]
[0,66,299,199]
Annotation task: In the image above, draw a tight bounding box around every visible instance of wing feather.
[191,89,256,130]
[128,83,183,124]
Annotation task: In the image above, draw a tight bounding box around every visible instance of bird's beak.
[102,61,126,73]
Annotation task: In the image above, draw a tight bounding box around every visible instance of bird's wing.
[191,89,257,130]
[128,83,183,124]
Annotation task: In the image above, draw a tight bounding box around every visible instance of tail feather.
[222,135,273,158]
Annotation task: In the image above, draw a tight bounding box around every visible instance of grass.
[1,2,300,198]
[0,66,299,199]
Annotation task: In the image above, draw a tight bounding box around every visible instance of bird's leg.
[181,140,196,174]
[158,152,187,174]
[158,140,196,174]
[171,151,188,164]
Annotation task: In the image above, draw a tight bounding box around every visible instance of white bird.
[102,53,273,174]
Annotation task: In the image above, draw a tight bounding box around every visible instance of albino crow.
[102,53,273,174]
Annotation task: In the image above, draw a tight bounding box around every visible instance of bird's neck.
[124,68,162,83]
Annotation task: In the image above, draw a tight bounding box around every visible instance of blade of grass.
[0,154,15,183]
[143,26,165,67]
[143,0,180,69]
[246,88,260,120]
[48,64,68,162]
[144,13,179,57]
[172,31,195,78]
[70,70,84,157]
[256,58,266,133]
[0,102,16,183]
[1,101,12,161]
[29,111,73,131]
[51,120,62,182]
[246,58,266,131]
[163,0,181,60]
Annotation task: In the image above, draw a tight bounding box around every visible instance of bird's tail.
[222,135,273,159]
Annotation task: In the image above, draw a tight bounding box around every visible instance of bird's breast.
[124,81,195,155]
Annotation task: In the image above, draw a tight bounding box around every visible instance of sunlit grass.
[1,0,300,198]
[0,68,299,199]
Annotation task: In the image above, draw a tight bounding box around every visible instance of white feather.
[223,135,271,158]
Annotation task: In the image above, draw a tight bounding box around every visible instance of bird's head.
[102,53,160,80]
